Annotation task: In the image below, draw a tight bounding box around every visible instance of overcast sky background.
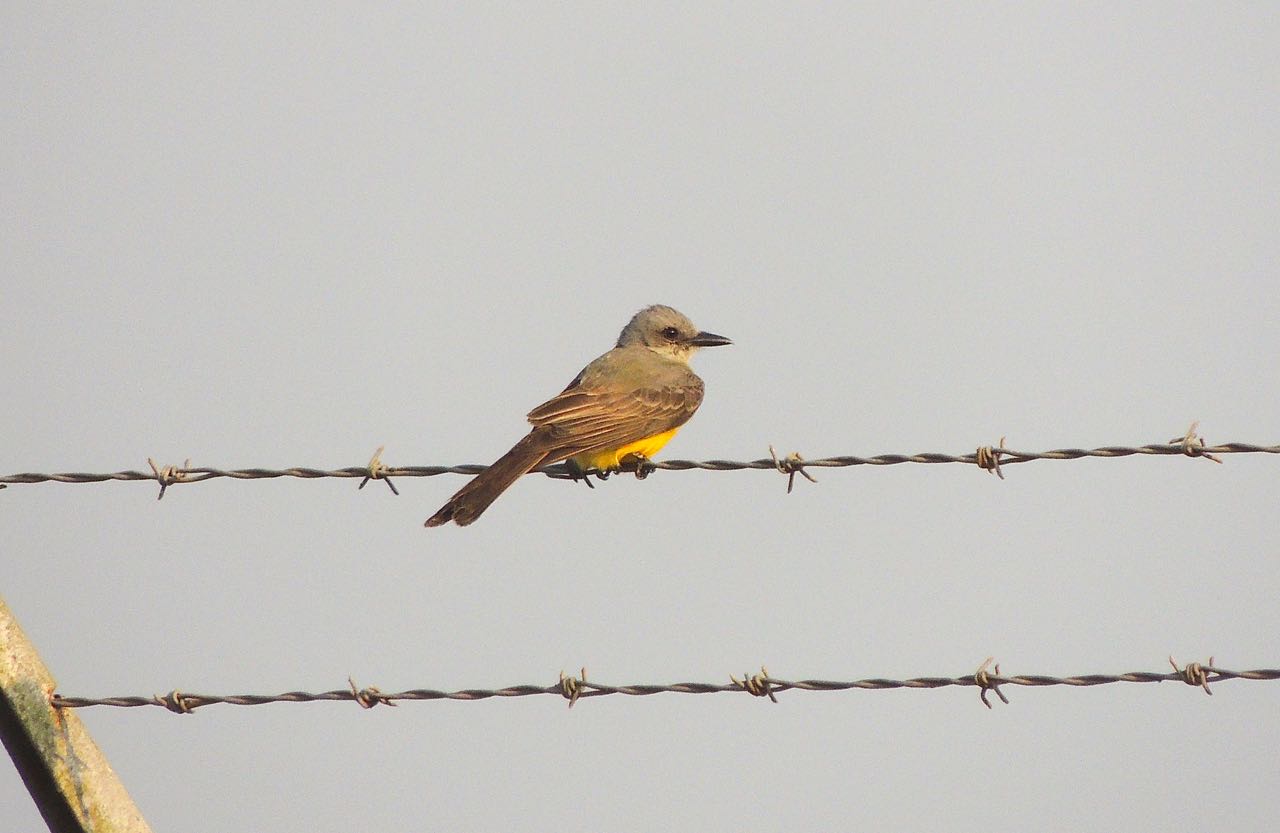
[3,4,1278,831]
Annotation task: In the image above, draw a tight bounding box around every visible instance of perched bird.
[426,304,731,527]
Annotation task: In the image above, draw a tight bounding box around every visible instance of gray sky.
[4,4,1278,830]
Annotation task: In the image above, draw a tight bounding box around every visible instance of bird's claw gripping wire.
[563,458,598,489]
[630,454,656,480]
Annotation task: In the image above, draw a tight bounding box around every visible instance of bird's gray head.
[616,304,732,361]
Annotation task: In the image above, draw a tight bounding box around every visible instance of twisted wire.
[3,441,1275,490]
[50,663,1280,712]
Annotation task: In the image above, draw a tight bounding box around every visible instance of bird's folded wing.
[526,383,704,458]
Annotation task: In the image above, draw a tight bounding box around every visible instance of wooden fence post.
[0,597,152,832]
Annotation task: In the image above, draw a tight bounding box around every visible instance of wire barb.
[349,676,396,709]
[731,666,778,703]
[974,657,1009,708]
[1169,655,1215,696]
[1172,421,1223,465]
[357,446,400,495]
[976,437,1008,480]
[156,689,195,714]
[559,668,587,708]
[147,457,191,500]
[769,446,817,494]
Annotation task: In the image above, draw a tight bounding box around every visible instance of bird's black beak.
[690,331,732,347]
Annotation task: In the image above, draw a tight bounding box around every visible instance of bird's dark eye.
[661,326,680,341]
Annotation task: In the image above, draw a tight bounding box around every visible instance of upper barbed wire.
[1,439,1273,496]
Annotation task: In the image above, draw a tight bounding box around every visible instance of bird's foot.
[631,455,655,480]
[565,458,596,489]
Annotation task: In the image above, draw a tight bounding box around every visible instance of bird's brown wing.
[525,379,705,463]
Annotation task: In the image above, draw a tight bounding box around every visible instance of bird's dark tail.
[425,433,551,527]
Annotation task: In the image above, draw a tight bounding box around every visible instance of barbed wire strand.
[1,424,1272,499]
[48,658,1280,714]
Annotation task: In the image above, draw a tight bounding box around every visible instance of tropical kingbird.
[425,304,731,527]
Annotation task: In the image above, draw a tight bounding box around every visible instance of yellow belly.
[570,427,682,472]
